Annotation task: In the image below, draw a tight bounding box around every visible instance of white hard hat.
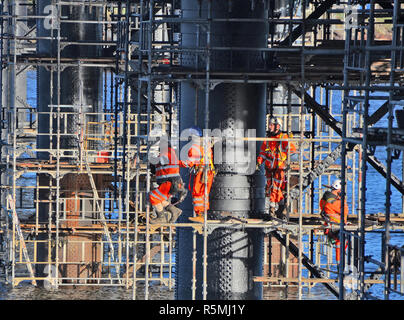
[331,179,342,190]
[268,117,282,129]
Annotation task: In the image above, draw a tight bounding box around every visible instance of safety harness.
[188,144,215,191]
[263,132,289,167]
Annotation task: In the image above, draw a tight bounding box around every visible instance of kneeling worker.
[149,136,188,224]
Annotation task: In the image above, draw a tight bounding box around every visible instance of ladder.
[7,195,37,286]
[84,160,121,283]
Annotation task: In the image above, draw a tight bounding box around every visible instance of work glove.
[172,189,188,205]
[178,189,188,203]
[255,163,261,172]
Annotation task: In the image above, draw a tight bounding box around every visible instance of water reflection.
[0,281,175,300]
[263,286,336,300]
[0,281,338,300]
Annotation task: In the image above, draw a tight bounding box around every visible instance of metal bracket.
[14,147,35,159]
[392,149,401,160]
[368,145,376,156]
[192,79,222,91]
[48,150,58,158]
[208,81,222,91]
[205,224,217,235]
[47,172,57,179]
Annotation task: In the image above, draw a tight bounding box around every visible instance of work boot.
[276,202,286,219]
[269,202,278,217]
[188,214,204,223]
[265,198,270,211]
[165,204,182,223]
[150,209,170,224]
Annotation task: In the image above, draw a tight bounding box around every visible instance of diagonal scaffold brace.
[84,160,122,284]
[7,194,37,286]
[271,230,339,298]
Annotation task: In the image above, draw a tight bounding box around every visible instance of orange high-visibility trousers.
[191,169,214,215]
[325,228,348,263]
[149,181,172,206]
[265,168,285,203]
[335,239,341,263]
[335,239,348,263]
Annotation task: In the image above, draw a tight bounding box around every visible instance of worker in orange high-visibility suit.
[320,179,349,263]
[149,137,188,224]
[256,117,296,215]
[180,127,215,223]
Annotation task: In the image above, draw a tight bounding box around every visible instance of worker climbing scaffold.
[256,117,296,216]
[320,179,349,263]
[180,127,216,223]
[149,135,188,224]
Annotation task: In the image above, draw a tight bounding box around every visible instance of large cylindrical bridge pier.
[176,0,268,300]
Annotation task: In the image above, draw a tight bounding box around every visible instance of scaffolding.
[0,0,403,300]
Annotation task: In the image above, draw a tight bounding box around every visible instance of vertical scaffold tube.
[176,0,268,300]
[36,1,102,282]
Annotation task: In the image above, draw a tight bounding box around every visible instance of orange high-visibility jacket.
[155,146,180,180]
[320,189,349,224]
[180,143,214,214]
[257,132,295,170]
[180,143,214,172]
[149,181,172,206]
